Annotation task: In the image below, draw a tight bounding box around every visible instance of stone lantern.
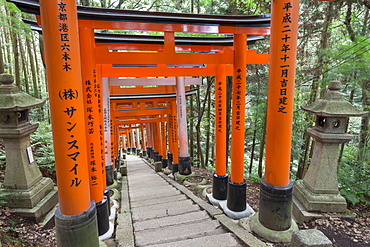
[293,80,368,222]
[0,73,58,223]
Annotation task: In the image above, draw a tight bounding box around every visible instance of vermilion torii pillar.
[146,122,153,158]
[121,133,126,149]
[79,26,110,237]
[135,127,140,151]
[102,77,114,185]
[125,129,129,150]
[38,0,99,246]
[176,76,191,175]
[160,120,168,167]
[169,101,180,172]
[207,64,228,206]
[153,121,162,157]
[220,34,253,218]
[140,124,147,156]
[252,0,300,238]
[130,125,136,153]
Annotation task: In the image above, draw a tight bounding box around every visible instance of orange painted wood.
[215,64,227,177]
[153,121,162,154]
[135,128,140,149]
[126,129,131,148]
[176,76,190,157]
[140,124,146,150]
[100,53,267,78]
[78,19,270,35]
[161,121,167,158]
[110,85,190,95]
[95,64,107,188]
[264,0,299,187]
[39,0,90,215]
[169,102,179,163]
[121,134,126,149]
[79,26,104,203]
[108,77,202,86]
[113,108,170,117]
[230,34,247,184]
[95,46,234,65]
[111,120,118,167]
[130,127,135,148]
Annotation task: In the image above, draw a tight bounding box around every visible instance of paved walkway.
[115,155,266,247]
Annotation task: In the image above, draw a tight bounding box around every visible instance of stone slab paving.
[130,194,187,208]
[132,200,200,221]
[125,155,246,247]
[151,233,242,247]
[133,210,209,231]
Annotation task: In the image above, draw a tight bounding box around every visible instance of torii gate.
[111,85,197,169]
[107,79,200,173]
[9,0,299,245]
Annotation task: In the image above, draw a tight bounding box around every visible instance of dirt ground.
[188,166,370,247]
[0,163,369,246]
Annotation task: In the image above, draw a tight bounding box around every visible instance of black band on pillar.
[212,174,228,200]
[258,178,293,231]
[179,156,191,175]
[227,179,246,212]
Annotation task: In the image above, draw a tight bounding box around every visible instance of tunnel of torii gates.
[110,86,198,167]
[10,0,299,245]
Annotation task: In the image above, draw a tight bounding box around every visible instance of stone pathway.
[125,155,245,247]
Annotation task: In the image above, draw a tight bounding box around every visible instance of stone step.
[128,179,168,187]
[135,219,225,246]
[151,232,243,247]
[130,194,187,208]
[134,210,210,231]
[129,188,181,202]
[129,184,175,195]
[132,199,200,221]
[127,173,161,180]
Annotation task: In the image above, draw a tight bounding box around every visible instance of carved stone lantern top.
[301,80,368,117]
[0,73,45,111]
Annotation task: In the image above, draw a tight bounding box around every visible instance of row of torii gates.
[11,0,301,246]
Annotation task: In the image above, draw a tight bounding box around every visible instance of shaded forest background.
[0,0,369,205]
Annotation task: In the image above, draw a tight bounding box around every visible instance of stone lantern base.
[0,177,58,223]
[293,181,347,223]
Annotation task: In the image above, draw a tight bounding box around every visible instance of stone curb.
[144,159,267,247]
[115,177,135,247]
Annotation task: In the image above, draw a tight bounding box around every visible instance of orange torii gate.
[10,0,302,245]
[110,85,196,168]
[23,8,269,222]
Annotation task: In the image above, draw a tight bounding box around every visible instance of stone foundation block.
[291,229,332,247]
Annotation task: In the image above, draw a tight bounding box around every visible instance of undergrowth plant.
[30,121,55,171]
[338,146,370,205]
[0,150,5,166]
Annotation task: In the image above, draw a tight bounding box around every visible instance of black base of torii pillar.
[55,200,99,247]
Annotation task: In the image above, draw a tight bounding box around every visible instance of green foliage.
[322,36,370,85]
[30,121,55,170]
[338,146,370,205]
[0,150,5,165]
[0,188,11,204]
[0,0,32,37]
[231,0,271,15]
[247,172,260,184]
